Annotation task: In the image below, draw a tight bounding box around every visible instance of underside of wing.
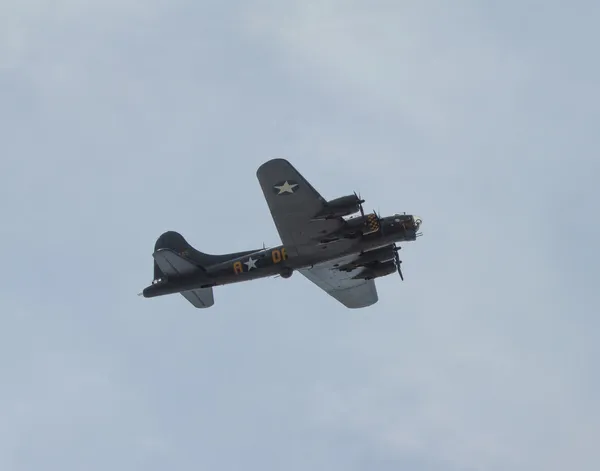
[298,254,379,309]
[256,158,345,257]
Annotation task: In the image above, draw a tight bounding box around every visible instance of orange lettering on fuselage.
[272,249,281,264]
[271,248,289,264]
[233,261,243,274]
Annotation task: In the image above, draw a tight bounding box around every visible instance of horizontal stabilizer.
[153,249,200,277]
[181,287,214,308]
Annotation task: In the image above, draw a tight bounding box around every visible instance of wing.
[298,254,379,309]
[256,158,345,257]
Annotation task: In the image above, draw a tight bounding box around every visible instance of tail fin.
[154,231,195,256]
[153,231,196,280]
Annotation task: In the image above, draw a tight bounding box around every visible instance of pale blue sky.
[1,1,599,470]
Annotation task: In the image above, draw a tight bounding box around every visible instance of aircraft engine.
[351,260,397,280]
[341,212,381,235]
[313,193,365,219]
[337,245,395,271]
[358,245,396,264]
[319,212,381,243]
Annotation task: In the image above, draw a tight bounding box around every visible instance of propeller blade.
[372,208,383,234]
[354,191,365,216]
[393,244,404,280]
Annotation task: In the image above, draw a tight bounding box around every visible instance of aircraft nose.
[414,216,422,229]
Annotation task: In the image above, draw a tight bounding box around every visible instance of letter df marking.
[271,248,288,264]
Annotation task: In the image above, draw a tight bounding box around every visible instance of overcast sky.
[1,1,599,470]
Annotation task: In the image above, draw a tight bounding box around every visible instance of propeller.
[371,208,384,234]
[354,191,365,216]
[393,244,404,280]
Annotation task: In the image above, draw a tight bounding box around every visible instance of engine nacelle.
[313,194,363,219]
[340,212,380,235]
[318,212,381,243]
[337,245,396,272]
[351,260,397,280]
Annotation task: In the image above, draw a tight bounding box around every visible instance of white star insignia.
[274,181,298,194]
[244,256,257,270]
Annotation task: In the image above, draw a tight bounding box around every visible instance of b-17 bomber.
[141,158,423,308]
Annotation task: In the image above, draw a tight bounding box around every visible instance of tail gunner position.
[141,158,423,308]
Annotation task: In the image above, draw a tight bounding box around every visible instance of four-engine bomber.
[141,158,422,309]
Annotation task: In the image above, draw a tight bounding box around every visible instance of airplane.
[140,158,423,309]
